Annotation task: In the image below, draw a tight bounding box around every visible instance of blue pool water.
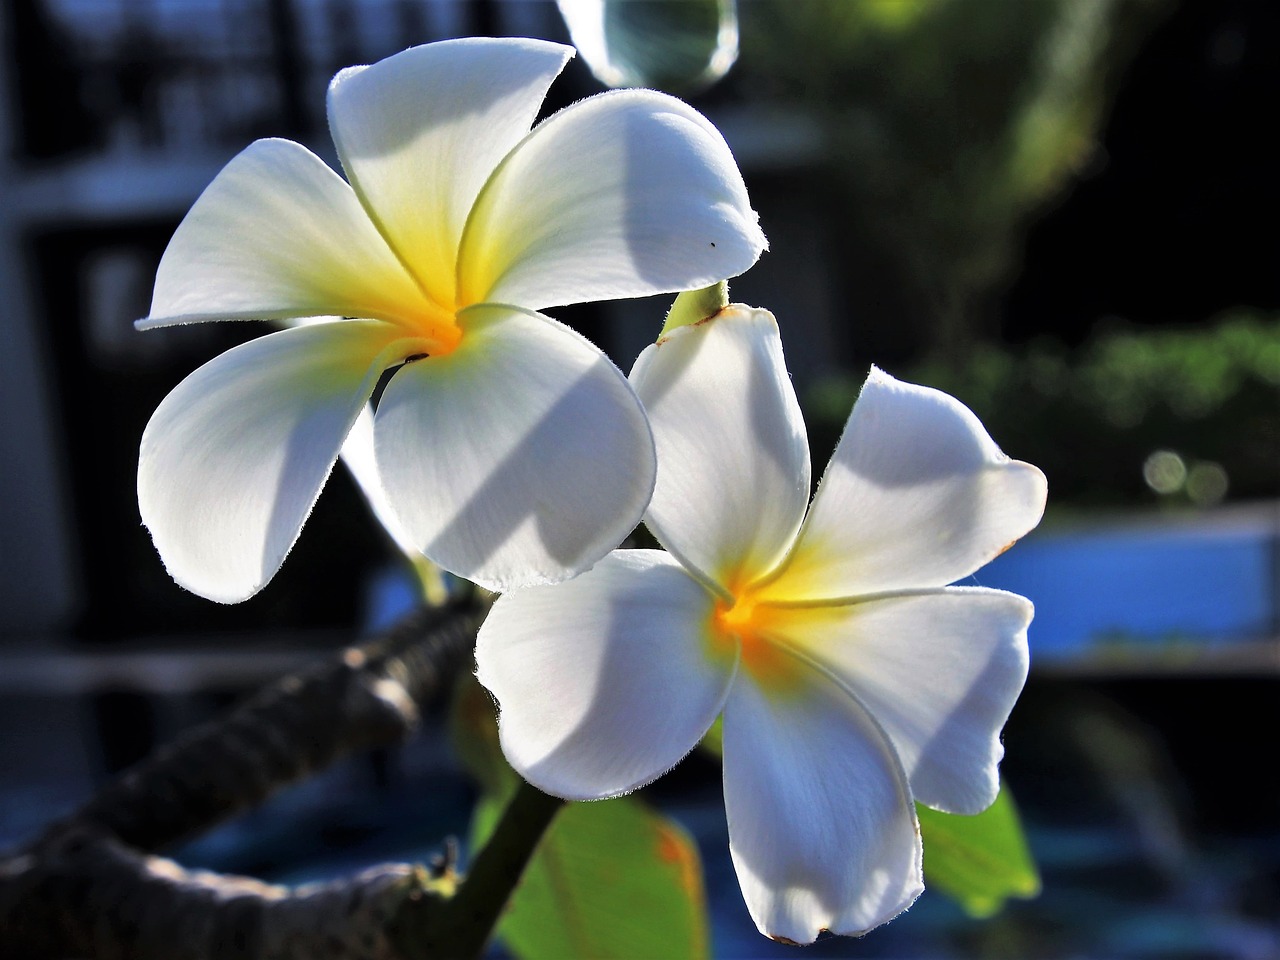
[973,504,1278,661]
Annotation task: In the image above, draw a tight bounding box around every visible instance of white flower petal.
[373,305,656,591]
[630,306,809,592]
[760,367,1047,602]
[477,549,735,800]
[758,588,1032,814]
[339,405,418,559]
[138,321,412,603]
[143,139,429,329]
[722,655,923,944]
[458,89,765,311]
[328,38,573,308]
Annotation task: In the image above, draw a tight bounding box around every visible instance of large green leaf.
[917,786,1041,918]
[453,676,710,959]
[473,793,709,959]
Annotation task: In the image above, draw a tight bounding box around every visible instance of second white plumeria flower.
[477,305,1047,944]
[137,37,764,603]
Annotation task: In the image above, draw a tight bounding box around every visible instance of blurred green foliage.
[808,312,1280,507]
[735,0,1167,354]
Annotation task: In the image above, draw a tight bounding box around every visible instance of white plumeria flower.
[476,305,1047,944]
[137,37,765,603]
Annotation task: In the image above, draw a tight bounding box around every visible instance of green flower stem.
[660,281,729,337]
[395,779,565,959]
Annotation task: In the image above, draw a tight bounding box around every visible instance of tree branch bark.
[0,596,487,959]
[67,599,482,853]
[0,826,440,959]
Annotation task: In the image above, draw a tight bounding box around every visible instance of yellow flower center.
[402,299,464,358]
[711,590,802,694]
[421,316,464,357]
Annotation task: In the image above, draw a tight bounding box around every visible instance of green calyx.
[660,281,729,338]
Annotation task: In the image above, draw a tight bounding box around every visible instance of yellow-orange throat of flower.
[403,301,463,357]
[712,591,803,694]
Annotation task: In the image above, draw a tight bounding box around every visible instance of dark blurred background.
[0,1,1276,957]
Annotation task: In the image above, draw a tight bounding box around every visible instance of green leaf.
[698,715,724,757]
[917,785,1041,918]
[472,793,709,959]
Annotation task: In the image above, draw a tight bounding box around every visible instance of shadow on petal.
[722,658,922,942]
[419,356,654,589]
[489,553,731,799]
[905,598,1031,814]
[260,395,370,579]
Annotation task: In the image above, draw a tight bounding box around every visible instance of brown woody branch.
[0,596,491,959]
[65,599,482,853]
[0,826,438,960]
